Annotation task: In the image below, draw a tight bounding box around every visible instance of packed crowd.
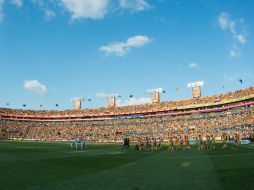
[0,86,254,117]
[1,105,254,142]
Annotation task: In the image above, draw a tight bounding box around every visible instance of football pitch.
[0,141,254,190]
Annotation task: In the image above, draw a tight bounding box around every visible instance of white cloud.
[0,0,4,23]
[236,34,246,44]
[60,0,109,20]
[99,35,151,56]
[218,12,237,33]
[44,9,56,21]
[127,35,151,47]
[24,80,48,95]
[1,0,151,23]
[230,49,240,57]
[32,0,56,22]
[217,12,248,58]
[229,45,240,58]
[117,97,151,106]
[188,62,198,68]
[100,42,126,56]
[11,0,22,7]
[119,0,150,12]
[218,12,230,30]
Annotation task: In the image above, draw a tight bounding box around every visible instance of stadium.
[1,1,254,190]
[1,86,254,190]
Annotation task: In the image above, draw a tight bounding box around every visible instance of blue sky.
[0,0,254,110]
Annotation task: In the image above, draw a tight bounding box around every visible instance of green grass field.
[0,141,254,190]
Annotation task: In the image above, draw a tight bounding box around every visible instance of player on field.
[122,137,129,151]
[197,134,202,150]
[175,137,180,151]
[235,133,240,148]
[205,134,209,149]
[208,135,212,149]
[180,136,184,150]
[222,133,227,148]
[138,138,142,151]
[211,134,216,149]
[145,137,150,150]
[201,135,205,150]
[168,137,174,152]
[157,137,162,150]
[152,138,157,151]
[185,135,190,150]
[183,135,187,151]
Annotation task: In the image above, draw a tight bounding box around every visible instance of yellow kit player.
[138,138,142,151]
[222,133,227,148]
[235,133,240,148]
[183,135,189,150]
[205,135,209,149]
[168,137,174,152]
[152,138,157,151]
[186,135,190,150]
[175,137,180,150]
[211,134,216,149]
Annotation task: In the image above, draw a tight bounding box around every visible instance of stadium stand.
[1,87,254,142]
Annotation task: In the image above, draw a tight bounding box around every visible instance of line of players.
[123,137,163,151]
[170,132,241,151]
[123,133,241,151]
